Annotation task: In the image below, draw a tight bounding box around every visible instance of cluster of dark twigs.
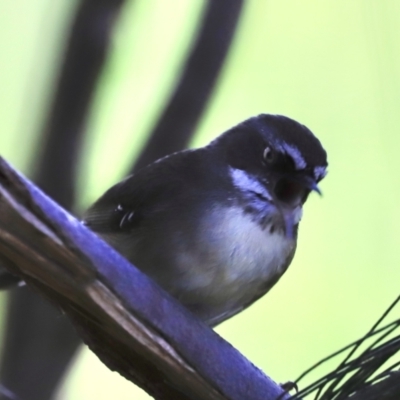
[291,295,400,399]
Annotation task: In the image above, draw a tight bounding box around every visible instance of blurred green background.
[1,1,400,398]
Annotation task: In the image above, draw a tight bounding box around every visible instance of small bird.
[84,114,327,327]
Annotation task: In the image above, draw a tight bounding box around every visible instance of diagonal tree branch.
[0,157,290,400]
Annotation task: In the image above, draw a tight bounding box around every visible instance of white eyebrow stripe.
[282,143,306,170]
[229,168,273,201]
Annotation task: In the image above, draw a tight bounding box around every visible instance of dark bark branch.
[0,157,289,400]
[132,0,244,172]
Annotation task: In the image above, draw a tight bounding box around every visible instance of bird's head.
[214,114,328,237]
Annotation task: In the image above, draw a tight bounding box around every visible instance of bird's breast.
[201,206,295,285]
[173,205,296,324]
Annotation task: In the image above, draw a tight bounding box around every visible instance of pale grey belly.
[171,207,296,325]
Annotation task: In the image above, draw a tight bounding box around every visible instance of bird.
[83,114,328,327]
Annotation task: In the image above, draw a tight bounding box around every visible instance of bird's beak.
[275,174,321,239]
[295,174,322,196]
[274,174,321,209]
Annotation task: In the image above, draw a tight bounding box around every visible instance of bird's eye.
[263,147,275,163]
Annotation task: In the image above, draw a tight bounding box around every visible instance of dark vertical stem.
[36,0,125,208]
[132,0,244,172]
[0,1,126,399]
